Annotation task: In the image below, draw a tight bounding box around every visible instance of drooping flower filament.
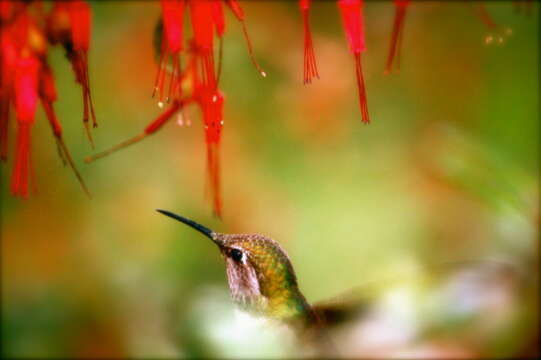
[338,0,370,123]
[84,100,185,163]
[39,62,90,197]
[68,0,97,146]
[225,0,266,78]
[190,0,217,89]
[300,0,319,84]
[385,0,409,74]
[153,0,185,104]
[46,1,97,147]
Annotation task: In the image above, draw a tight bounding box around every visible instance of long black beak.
[156,209,217,241]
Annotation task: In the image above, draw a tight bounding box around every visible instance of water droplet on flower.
[220,120,224,125]
[158,101,165,108]
[212,95,218,102]
[260,71,267,78]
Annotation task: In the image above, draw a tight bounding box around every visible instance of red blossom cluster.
[85,0,266,216]
[1,0,93,197]
[299,0,411,123]
[52,0,523,217]
[299,0,372,123]
[86,0,265,217]
[87,0,406,216]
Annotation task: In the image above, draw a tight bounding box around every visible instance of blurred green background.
[1,1,539,358]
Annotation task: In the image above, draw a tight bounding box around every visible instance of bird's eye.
[230,248,243,262]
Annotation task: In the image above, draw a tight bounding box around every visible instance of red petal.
[69,0,91,51]
[338,0,366,54]
[14,56,40,124]
[161,0,185,53]
[212,1,225,38]
[189,0,214,52]
[200,89,224,217]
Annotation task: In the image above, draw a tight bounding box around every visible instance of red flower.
[338,0,370,123]
[1,1,93,198]
[385,0,409,74]
[87,0,270,216]
[300,0,319,84]
[88,0,245,216]
[11,55,40,197]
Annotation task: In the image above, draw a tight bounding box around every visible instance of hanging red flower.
[1,0,93,198]
[11,55,40,197]
[338,0,370,124]
[300,0,319,84]
[86,0,265,216]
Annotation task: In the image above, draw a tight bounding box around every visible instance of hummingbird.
[156,210,530,357]
[156,209,317,329]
